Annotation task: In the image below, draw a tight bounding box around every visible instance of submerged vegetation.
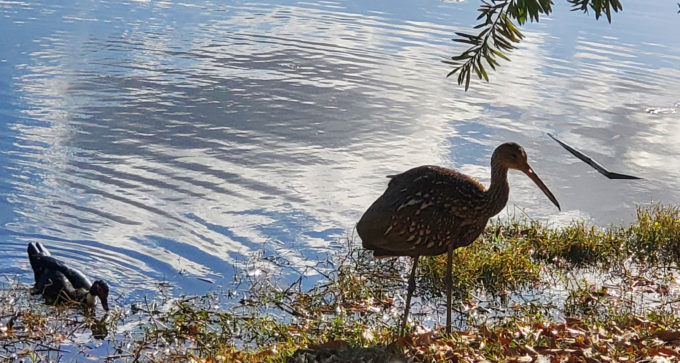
[3,204,680,361]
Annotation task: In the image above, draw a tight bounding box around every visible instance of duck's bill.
[524,167,561,211]
[101,298,109,311]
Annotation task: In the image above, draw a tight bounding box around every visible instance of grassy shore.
[3,205,680,362]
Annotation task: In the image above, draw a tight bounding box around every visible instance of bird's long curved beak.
[523,167,561,211]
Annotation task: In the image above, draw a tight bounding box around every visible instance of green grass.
[418,204,680,302]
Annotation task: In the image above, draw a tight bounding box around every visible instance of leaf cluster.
[568,0,623,22]
[447,0,624,91]
[445,0,533,90]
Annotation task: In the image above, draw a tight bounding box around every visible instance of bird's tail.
[27,242,51,283]
[27,242,50,258]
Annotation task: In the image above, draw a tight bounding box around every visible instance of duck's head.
[89,280,110,311]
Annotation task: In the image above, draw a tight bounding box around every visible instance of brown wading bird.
[356,142,560,334]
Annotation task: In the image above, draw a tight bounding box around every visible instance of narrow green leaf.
[455,32,477,39]
[458,67,468,86]
[446,66,461,78]
[491,48,510,61]
[474,21,490,29]
[605,4,612,23]
[493,36,513,50]
[453,38,477,45]
[472,62,482,79]
[477,59,489,81]
[450,53,471,61]
[484,54,498,70]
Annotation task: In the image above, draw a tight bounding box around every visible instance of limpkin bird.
[356,142,560,334]
[28,242,110,311]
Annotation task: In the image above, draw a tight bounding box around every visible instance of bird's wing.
[40,270,66,301]
[358,166,484,256]
[32,255,92,289]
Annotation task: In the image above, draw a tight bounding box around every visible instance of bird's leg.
[401,256,419,336]
[446,244,453,335]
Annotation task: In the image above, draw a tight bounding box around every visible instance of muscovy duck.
[28,242,109,311]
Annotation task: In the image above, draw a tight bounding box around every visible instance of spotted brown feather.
[356,142,560,335]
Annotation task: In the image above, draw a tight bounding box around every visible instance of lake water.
[1,0,679,302]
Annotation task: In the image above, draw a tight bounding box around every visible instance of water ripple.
[1,0,679,302]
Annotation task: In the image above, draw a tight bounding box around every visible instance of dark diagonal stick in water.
[547,133,642,180]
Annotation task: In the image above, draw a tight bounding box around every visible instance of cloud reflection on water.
[1,0,679,299]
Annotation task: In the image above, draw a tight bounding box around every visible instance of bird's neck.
[85,292,96,307]
[74,288,96,306]
[485,162,509,217]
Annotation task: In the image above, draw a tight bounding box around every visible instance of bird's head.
[492,142,561,211]
[89,280,110,311]
[492,142,531,170]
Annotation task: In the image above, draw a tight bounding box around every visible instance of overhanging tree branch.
[443,0,524,91]
[567,0,622,22]
[446,0,625,91]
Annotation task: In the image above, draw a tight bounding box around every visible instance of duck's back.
[28,242,92,291]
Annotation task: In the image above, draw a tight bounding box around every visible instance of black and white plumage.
[28,242,109,311]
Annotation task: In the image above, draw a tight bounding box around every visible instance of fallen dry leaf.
[649,347,679,357]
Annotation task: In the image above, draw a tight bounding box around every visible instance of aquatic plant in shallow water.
[4,205,680,361]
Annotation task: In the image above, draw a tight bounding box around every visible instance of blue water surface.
[0,0,679,308]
